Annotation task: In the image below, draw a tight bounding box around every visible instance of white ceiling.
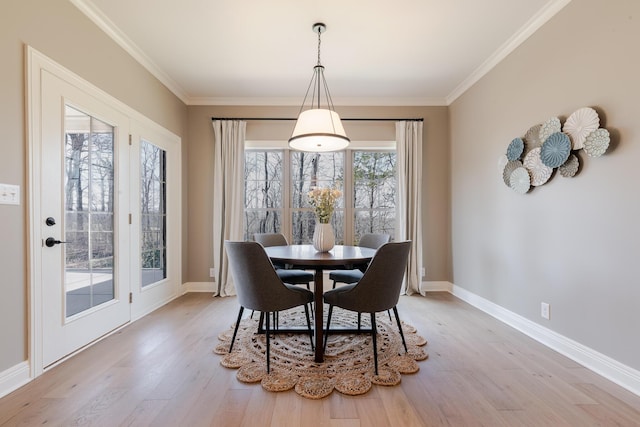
[71,0,570,106]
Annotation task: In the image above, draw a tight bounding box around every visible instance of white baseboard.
[0,361,30,399]
[421,280,453,292]
[451,285,640,397]
[183,282,215,293]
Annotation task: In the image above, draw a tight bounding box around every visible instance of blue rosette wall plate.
[507,137,524,161]
[540,132,571,168]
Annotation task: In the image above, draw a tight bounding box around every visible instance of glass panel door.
[64,105,115,317]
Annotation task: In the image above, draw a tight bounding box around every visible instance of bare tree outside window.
[64,105,115,316]
[353,151,396,242]
[244,150,283,240]
[291,152,344,244]
[140,140,167,287]
[243,147,395,245]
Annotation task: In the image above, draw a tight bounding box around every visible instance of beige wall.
[185,105,451,284]
[0,0,187,372]
[450,0,640,370]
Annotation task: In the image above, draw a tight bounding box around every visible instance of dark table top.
[264,244,376,268]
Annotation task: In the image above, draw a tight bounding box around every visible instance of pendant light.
[289,23,350,152]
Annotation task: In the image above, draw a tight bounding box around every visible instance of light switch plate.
[0,183,20,205]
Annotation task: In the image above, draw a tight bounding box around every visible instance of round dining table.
[264,244,376,362]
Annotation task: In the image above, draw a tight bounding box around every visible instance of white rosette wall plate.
[498,154,509,174]
[503,160,522,186]
[559,154,579,177]
[523,147,552,186]
[509,167,530,194]
[539,117,561,144]
[583,128,610,157]
[524,124,542,151]
[563,107,599,150]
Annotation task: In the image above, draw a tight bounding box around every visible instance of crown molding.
[69,0,190,104]
[186,96,448,107]
[446,0,573,105]
[72,0,571,108]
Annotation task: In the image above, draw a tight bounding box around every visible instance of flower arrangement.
[308,186,342,224]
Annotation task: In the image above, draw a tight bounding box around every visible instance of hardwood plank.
[1,292,639,427]
[120,399,170,427]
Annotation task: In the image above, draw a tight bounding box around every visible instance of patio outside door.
[40,71,130,368]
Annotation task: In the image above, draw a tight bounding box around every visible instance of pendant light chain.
[317,26,322,67]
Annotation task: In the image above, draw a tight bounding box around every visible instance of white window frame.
[244,140,396,244]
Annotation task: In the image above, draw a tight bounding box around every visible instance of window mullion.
[282,149,292,242]
[344,149,354,245]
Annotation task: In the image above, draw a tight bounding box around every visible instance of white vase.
[313,223,335,252]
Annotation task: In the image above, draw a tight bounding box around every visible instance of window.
[243,143,396,244]
[140,140,167,286]
[352,151,396,242]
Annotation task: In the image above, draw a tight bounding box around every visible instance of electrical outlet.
[541,302,550,320]
[421,267,425,277]
[209,268,216,278]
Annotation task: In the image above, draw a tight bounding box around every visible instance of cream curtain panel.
[212,120,246,296]
[396,121,424,296]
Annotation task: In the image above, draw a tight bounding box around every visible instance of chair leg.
[258,312,265,333]
[388,309,392,322]
[324,305,334,352]
[304,303,314,350]
[357,312,361,331]
[229,306,244,353]
[265,311,271,374]
[370,312,379,376]
[392,306,408,353]
[332,280,338,289]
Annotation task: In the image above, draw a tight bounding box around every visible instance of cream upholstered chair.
[329,233,390,289]
[323,241,411,375]
[254,233,314,290]
[225,241,314,373]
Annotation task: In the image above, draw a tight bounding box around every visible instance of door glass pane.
[140,140,167,287]
[64,105,115,317]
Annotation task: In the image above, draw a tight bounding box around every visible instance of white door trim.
[26,46,182,378]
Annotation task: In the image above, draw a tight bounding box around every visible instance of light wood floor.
[2,292,640,426]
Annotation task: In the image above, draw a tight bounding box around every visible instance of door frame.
[26,46,182,377]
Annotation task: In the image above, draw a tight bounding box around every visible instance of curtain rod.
[211,117,423,122]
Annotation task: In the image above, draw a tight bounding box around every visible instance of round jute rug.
[213,307,428,399]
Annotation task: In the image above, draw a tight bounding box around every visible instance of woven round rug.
[215,307,428,399]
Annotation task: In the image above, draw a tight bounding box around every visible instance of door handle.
[45,237,67,247]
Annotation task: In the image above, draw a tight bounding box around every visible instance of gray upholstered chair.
[225,241,314,373]
[254,233,314,290]
[323,241,411,375]
[329,233,390,289]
